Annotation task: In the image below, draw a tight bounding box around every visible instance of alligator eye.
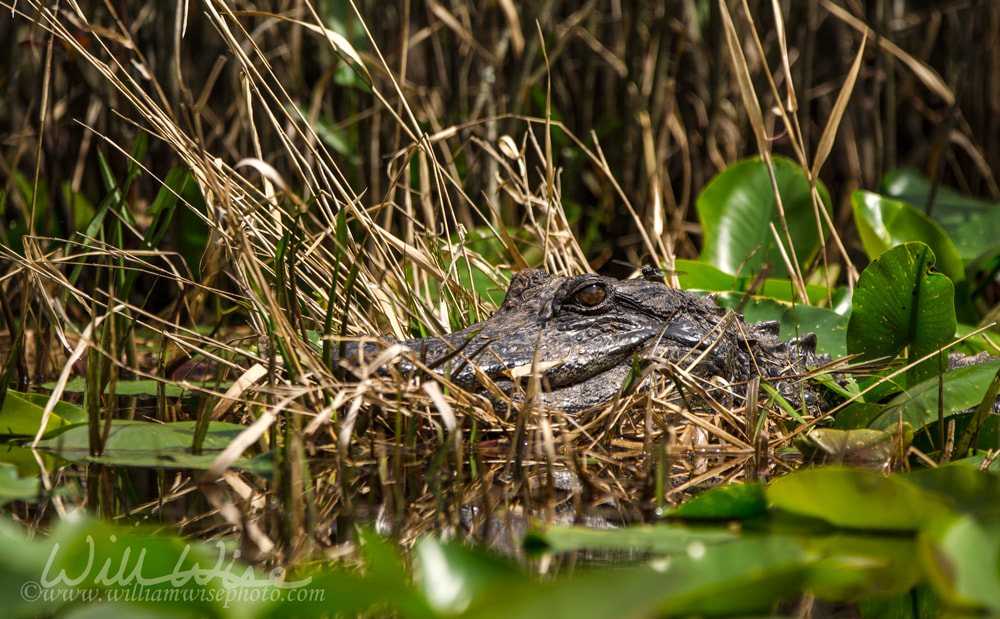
[574,283,606,307]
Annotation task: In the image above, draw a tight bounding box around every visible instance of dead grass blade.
[718,0,767,157]
[811,32,868,183]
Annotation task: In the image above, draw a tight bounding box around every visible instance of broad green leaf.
[675,258,849,308]
[414,536,531,616]
[0,444,59,477]
[854,191,977,323]
[846,242,955,387]
[906,465,1000,518]
[673,258,739,291]
[832,402,883,430]
[920,515,1000,613]
[0,391,82,437]
[271,567,426,618]
[697,156,831,279]
[951,214,1000,265]
[718,293,848,358]
[525,524,737,554]
[466,537,813,619]
[794,426,911,467]
[12,392,88,424]
[768,467,955,531]
[869,360,1000,431]
[354,530,432,618]
[913,412,1000,457]
[670,483,768,520]
[34,421,269,473]
[44,378,215,397]
[0,517,66,618]
[882,168,1000,245]
[20,516,248,618]
[0,464,42,506]
[37,420,244,452]
[852,189,966,283]
[802,534,923,599]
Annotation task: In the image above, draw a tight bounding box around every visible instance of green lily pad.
[44,378,228,397]
[869,360,1000,431]
[847,242,956,387]
[462,537,815,619]
[0,463,42,506]
[697,156,831,279]
[670,482,769,520]
[768,467,955,531]
[0,443,59,477]
[881,168,1000,260]
[34,420,269,474]
[920,514,1000,613]
[803,534,923,599]
[524,524,737,555]
[794,426,911,468]
[852,189,966,282]
[0,391,86,438]
[415,536,533,616]
[717,293,848,358]
[906,464,1000,518]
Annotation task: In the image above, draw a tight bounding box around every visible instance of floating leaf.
[525,524,737,554]
[35,420,269,473]
[920,515,1000,613]
[768,467,954,531]
[670,483,768,520]
[466,537,814,619]
[415,536,531,616]
[0,391,84,438]
[803,534,923,599]
[794,426,910,468]
[906,465,1000,518]
[0,464,42,506]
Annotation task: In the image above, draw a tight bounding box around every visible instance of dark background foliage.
[2,1,997,273]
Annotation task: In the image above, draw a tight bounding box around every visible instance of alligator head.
[333,269,825,413]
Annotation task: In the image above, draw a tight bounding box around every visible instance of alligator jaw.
[493,362,636,413]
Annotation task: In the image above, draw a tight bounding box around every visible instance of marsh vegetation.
[2,1,1000,616]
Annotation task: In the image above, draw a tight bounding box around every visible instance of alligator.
[332,268,832,413]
